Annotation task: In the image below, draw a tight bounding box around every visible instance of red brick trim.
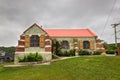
[16,47,25,52]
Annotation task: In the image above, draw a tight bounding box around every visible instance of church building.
[15,23,105,63]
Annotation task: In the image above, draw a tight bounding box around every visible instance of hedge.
[56,49,75,56]
[79,50,91,55]
[106,50,115,54]
[92,51,101,55]
[18,52,43,62]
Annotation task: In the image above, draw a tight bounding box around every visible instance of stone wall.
[96,38,105,53]
[14,52,52,64]
[52,37,96,51]
[15,24,52,64]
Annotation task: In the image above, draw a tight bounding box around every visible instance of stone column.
[74,39,79,56]
[45,35,51,52]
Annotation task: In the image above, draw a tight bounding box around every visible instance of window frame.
[61,40,69,49]
[30,35,39,47]
[83,41,90,49]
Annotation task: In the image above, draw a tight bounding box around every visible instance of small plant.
[56,49,75,56]
[35,53,43,61]
[68,49,75,56]
[106,50,115,54]
[64,51,69,56]
[27,53,36,62]
[93,51,101,55]
[58,50,67,56]
[18,52,43,62]
[79,50,91,55]
[56,50,62,56]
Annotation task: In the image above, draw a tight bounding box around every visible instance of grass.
[0,56,120,80]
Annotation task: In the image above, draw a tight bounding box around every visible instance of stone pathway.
[4,62,51,67]
[3,56,79,67]
[52,56,80,62]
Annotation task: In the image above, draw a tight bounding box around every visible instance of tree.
[51,39,61,54]
[0,46,15,53]
[55,41,61,54]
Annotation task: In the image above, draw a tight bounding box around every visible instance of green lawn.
[0,56,120,80]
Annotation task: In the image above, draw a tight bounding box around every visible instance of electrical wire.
[100,0,117,37]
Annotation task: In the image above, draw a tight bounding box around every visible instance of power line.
[100,0,117,37]
[111,23,120,47]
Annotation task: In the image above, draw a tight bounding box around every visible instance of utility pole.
[111,23,120,55]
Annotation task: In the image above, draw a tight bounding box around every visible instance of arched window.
[83,41,90,49]
[30,35,39,47]
[62,40,69,49]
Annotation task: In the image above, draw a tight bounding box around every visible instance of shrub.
[106,50,115,54]
[68,49,75,56]
[93,51,101,55]
[64,51,69,56]
[56,50,63,56]
[35,53,43,61]
[18,52,43,62]
[56,49,75,57]
[59,51,68,56]
[27,53,36,62]
[79,50,91,55]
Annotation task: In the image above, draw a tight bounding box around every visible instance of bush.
[18,52,43,62]
[58,51,69,56]
[64,51,69,56]
[56,49,75,57]
[56,50,63,56]
[69,49,75,56]
[93,51,101,55]
[106,50,115,54]
[27,53,36,62]
[35,53,43,61]
[79,50,91,55]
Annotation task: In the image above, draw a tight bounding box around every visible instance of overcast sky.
[0,0,120,46]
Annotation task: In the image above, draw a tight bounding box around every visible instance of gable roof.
[22,23,97,37]
[45,29,97,37]
[23,23,47,34]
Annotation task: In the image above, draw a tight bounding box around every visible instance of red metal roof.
[23,23,97,37]
[45,29,97,37]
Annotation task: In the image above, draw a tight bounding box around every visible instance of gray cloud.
[0,0,120,46]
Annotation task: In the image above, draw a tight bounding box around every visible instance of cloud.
[0,0,120,46]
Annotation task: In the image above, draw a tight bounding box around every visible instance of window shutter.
[80,40,83,50]
[25,35,30,48]
[90,40,94,50]
[40,35,45,48]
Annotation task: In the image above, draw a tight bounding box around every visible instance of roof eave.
[23,23,48,35]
